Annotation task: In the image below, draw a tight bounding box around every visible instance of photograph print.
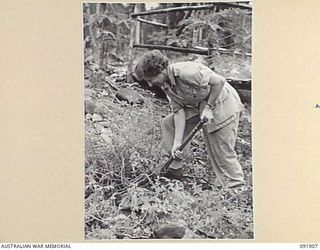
[83,1,253,240]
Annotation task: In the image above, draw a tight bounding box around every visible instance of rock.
[85,99,96,114]
[100,128,113,144]
[153,225,186,239]
[85,114,93,120]
[92,114,103,122]
[116,88,144,104]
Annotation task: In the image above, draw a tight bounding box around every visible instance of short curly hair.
[134,50,169,80]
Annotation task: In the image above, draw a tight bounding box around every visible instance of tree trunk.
[127,4,137,83]
[96,3,101,14]
[85,3,96,49]
[135,4,142,44]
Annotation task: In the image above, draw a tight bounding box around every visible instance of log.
[131,3,251,17]
[195,46,252,57]
[226,77,251,90]
[134,44,252,57]
[131,4,215,17]
[137,17,168,28]
[116,88,145,104]
[134,44,207,55]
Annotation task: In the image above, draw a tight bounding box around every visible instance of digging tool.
[152,116,208,176]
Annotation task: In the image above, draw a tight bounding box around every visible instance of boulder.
[153,225,186,239]
[92,114,103,122]
[116,88,144,104]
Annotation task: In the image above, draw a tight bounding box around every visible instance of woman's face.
[145,71,167,88]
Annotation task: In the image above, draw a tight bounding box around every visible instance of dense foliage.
[148,8,252,54]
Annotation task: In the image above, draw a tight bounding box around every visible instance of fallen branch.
[195,229,216,239]
[195,46,252,57]
[105,76,119,91]
[131,3,251,18]
[122,233,150,239]
[134,44,252,57]
[137,17,168,28]
[134,43,208,55]
[131,4,215,17]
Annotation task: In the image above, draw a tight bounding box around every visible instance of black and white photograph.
[83,2,253,240]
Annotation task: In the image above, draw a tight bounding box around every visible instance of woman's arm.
[172,108,186,159]
[206,72,226,105]
[201,72,226,121]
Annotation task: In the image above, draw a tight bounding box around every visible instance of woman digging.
[134,50,245,191]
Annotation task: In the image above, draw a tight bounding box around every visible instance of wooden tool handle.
[163,117,208,169]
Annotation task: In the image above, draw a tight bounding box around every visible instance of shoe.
[169,159,183,170]
[163,167,183,180]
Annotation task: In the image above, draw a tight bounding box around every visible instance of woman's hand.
[171,142,183,159]
[201,104,214,124]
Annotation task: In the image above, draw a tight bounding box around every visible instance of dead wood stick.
[131,4,215,17]
[131,3,251,18]
[134,44,252,57]
[134,44,208,55]
[137,17,168,28]
[105,77,119,91]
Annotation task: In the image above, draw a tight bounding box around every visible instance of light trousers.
[160,113,245,188]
